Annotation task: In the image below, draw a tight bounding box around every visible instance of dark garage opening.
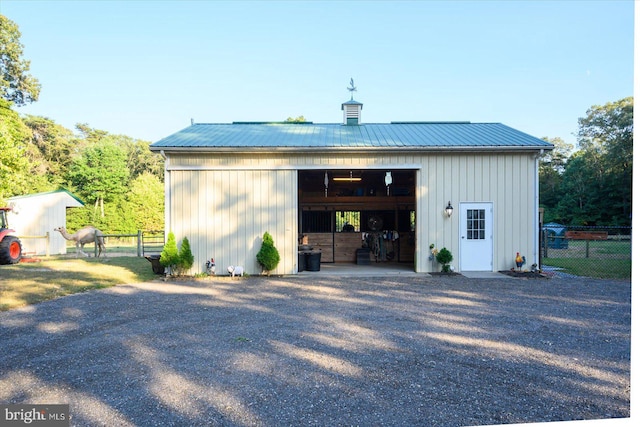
[298,169,417,266]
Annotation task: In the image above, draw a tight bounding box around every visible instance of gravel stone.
[0,275,631,426]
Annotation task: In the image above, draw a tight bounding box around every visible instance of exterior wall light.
[445,201,454,217]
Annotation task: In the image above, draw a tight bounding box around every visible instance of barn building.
[7,189,84,256]
[150,96,553,275]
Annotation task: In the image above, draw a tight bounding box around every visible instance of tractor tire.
[0,235,22,264]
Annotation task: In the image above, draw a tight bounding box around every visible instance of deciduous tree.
[538,137,573,220]
[23,115,79,185]
[0,15,40,106]
[577,97,632,223]
[549,97,633,225]
[126,172,164,231]
[0,98,32,200]
[67,141,130,218]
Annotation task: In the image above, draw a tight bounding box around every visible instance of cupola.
[342,78,363,125]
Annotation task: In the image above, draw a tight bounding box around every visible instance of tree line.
[0,14,633,233]
[1,98,165,233]
[539,96,632,227]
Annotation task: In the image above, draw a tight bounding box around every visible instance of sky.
[0,0,634,146]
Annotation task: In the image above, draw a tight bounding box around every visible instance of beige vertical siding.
[168,168,297,275]
[414,152,536,273]
[166,150,537,275]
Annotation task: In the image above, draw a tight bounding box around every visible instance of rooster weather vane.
[347,78,357,100]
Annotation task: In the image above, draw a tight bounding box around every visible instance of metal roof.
[7,188,85,206]
[150,122,554,152]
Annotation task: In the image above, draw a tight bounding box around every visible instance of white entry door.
[459,202,493,271]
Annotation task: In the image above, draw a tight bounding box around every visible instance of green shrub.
[178,236,194,273]
[436,247,453,272]
[256,231,280,274]
[159,231,179,274]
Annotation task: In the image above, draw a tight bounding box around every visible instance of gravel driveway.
[0,275,631,426]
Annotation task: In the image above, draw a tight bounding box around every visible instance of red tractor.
[0,207,22,264]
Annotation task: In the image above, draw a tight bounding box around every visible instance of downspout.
[533,149,544,270]
[160,150,170,241]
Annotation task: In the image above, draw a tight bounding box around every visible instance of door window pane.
[466,209,486,240]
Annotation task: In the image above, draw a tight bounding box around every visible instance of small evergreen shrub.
[159,231,179,275]
[256,231,280,274]
[178,237,194,273]
[436,247,453,272]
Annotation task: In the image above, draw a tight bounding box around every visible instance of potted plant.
[256,231,280,275]
[435,247,453,273]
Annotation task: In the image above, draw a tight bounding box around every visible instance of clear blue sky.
[0,0,633,146]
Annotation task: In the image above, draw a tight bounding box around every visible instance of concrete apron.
[295,263,513,279]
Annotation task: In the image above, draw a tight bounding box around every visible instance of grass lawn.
[0,256,159,311]
[543,257,631,279]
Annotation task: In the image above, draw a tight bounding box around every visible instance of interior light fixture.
[333,177,362,182]
[332,171,361,182]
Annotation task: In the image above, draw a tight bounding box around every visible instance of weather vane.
[347,78,357,100]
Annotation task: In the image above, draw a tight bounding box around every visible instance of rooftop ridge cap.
[231,121,315,124]
[390,121,472,124]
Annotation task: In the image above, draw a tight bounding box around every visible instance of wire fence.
[33,225,631,279]
[542,225,631,279]
[56,231,165,258]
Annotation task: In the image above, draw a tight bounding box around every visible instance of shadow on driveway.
[0,275,631,426]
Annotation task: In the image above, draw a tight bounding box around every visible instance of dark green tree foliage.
[0,98,41,201]
[178,237,194,273]
[23,115,79,184]
[538,136,573,221]
[576,97,633,224]
[160,231,179,274]
[126,172,164,231]
[119,136,165,180]
[75,123,108,144]
[256,231,280,274]
[67,141,130,217]
[541,97,633,226]
[0,15,41,106]
[436,247,453,272]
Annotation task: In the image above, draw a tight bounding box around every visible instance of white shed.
[7,189,84,256]
[150,97,553,275]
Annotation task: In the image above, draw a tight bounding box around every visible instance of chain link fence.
[542,225,631,279]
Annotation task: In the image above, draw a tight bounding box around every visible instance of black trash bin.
[356,248,371,265]
[306,251,321,271]
[145,255,165,275]
[298,251,307,272]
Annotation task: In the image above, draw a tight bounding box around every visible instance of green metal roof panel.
[150,122,554,150]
